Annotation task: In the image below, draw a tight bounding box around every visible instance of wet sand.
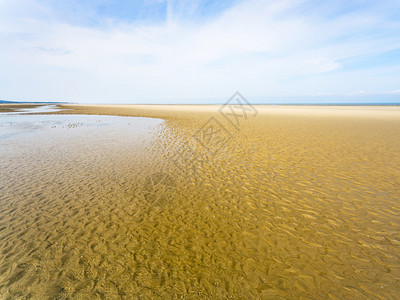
[1,104,400,298]
[0,104,44,113]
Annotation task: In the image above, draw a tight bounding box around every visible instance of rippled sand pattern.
[1,105,400,299]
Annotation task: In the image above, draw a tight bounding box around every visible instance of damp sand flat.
[1,105,400,298]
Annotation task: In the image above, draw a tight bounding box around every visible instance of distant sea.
[1,100,399,106]
[251,102,400,106]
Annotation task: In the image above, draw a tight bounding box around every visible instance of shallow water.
[1,109,400,299]
[0,113,166,298]
[1,105,62,115]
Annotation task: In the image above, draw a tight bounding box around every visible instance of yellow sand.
[1,104,400,299]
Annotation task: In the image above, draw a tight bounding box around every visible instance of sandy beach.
[1,104,400,298]
[55,103,400,119]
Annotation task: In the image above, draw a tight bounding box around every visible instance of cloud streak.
[0,0,399,103]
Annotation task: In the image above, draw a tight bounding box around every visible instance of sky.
[0,0,399,104]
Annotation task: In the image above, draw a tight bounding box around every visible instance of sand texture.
[1,104,400,299]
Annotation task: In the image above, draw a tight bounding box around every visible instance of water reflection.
[0,105,62,115]
[0,114,162,141]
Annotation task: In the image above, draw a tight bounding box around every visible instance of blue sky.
[0,0,399,103]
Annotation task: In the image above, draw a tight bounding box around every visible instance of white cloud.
[0,0,399,103]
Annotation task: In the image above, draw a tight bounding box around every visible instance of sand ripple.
[1,108,400,298]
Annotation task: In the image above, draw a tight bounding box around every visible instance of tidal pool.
[0,112,167,298]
